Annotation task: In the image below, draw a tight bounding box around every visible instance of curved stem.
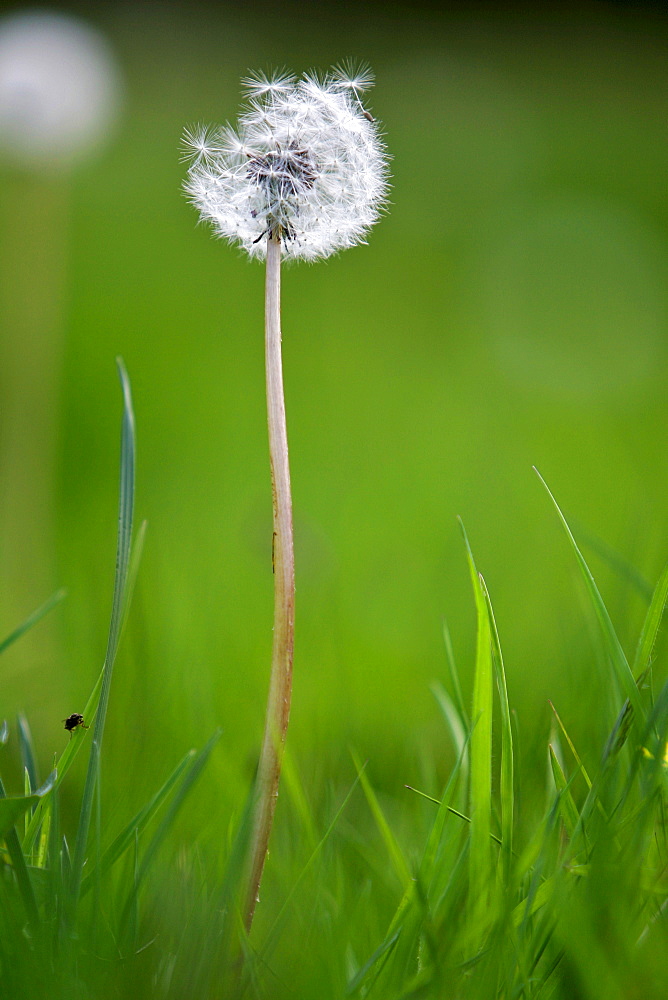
[243,232,295,932]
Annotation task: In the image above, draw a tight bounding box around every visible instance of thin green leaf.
[0,770,56,839]
[80,748,196,896]
[548,746,580,839]
[46,783,61,925]
[0,721,7,745]
[431,682,469,777]
[574,521,653,603]
[17,714,38,795]
[70,358,136,909]
[35,805,50,870]
[347,928,402,996]
[512,877,555,928]
[0,794,41,840]
[118,730,221,942]
[0,771,53,931]
[442,618,469,729]
[23,667,104,854]
[0,589,66,656]
[351,749,412,888]
[413,731,472,891]
[406,784,503,849]
[260,765,366,963]
[549,701,593,792]
[534,469,644,725]
[458,519,493,913]
[632,559,668,680]
[480,573,514,886]
[281,747,318,853]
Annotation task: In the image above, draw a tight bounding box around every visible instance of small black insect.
[63,713,89,738]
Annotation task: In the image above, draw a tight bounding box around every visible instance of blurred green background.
[1,0,667,849]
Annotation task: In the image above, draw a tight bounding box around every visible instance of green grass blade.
[459,519,493,913]
[35,804,50,870]
[25,520,147,857]
[80,748,196,896]
[0,589,66,656]
[414,732,472,886]
[431,682,469,772]
[23,668,104,854]
[442,618,469,729]
[46,784,61,931]
[0,772,55,930]
[549,701,593,792]
[70,359,136,909]
[0,793,42,840]
[17,714,39,795]
[259,766,366,963]
[0,770,56,840]
[534,469,644,724]
[281,747,318,853]
[351,749,412,888]
[548,745,580,839]
[574,521,653,603]
[632,559,668,680]
[117,730,221,942]
[512,877,556,929]
[347,928,402,996]
[407,783,503,849]
[480,573,514,887]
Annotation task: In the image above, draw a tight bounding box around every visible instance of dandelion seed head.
[330,60,375,95]
[0,10,121,169]
[182,65,389,261]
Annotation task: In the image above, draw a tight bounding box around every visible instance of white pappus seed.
[182,65,390,261]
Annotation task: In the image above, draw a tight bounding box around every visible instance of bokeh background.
[1,0,667,861]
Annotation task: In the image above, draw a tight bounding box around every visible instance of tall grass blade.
[25,523,148,857]
[46,783,61,940]
[632,559,668,680]
[0,589,66,656]
[17,714,38,795]
[431,682,469,786]
[534,469,644,724]
[0,772,45,931]
[416,733,472,887]
[259,766,366,964]
[442,618,469,729]
[80,748,196,896]
[480,573,514,887]
[117,730,221,942]
[459,519,493,913]
[549,701,593,792]
[23,667,104,854]
[0,770,56,840]
[346,928,402,996]
[70,359,136,909]
[574,521,653,603]
[281,748,318,853]
[548,746,580,840]
[351,749,412,888]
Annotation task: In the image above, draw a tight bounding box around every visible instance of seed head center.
[247,142,318,199]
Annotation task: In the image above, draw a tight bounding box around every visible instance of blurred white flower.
[183,65,390,261]
[0,10,121,167]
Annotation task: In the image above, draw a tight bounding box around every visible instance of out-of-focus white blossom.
[183,65,389,261]
[0,10,121,168]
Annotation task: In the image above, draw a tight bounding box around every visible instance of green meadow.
[1,4,667,997]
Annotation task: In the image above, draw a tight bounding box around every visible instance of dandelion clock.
[182,65,389,936]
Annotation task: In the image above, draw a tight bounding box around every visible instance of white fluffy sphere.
[0,10,121,167]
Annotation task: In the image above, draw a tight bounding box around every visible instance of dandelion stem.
[244,231,295,932]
